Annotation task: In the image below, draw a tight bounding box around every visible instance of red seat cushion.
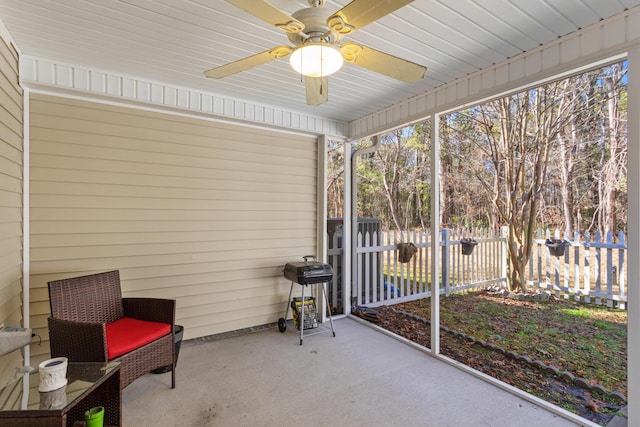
[105,317,171,359]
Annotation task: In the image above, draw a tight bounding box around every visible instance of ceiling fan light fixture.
[289,43,344,77]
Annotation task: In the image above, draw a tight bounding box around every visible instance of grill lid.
[283,255,333,285]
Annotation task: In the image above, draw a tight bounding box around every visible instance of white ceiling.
[1,0,639,123]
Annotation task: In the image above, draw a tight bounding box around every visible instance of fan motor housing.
[287,7,343,46]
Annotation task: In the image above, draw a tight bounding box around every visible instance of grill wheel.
[278,317,287,333]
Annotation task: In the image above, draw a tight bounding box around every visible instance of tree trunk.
[558,130,575,234]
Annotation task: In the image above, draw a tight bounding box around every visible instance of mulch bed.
[354,305,625,425]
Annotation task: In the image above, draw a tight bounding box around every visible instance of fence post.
[501,226,508,288]
[584,231,591,304]
[618,231,626,308]
[356,231,363,307]
[572,230,581,299]
[442,229,450,296]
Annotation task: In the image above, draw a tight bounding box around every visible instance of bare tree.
[407,123,431,230]
[472,83,575,292]
[376,131,404,230]
[330,62,628,248]
[600,63,627,234]
[326,139,345,218]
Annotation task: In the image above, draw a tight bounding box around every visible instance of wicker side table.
[0,362,121,427]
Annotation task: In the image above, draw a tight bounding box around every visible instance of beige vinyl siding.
[29,94,318,357]
[0,33,23,387]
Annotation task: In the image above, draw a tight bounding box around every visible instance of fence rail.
[327,226,628,311]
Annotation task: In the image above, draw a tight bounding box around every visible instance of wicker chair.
[47,270,176,390]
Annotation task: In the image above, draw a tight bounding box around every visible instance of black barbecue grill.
[279,256,336,344]
[283,257,334,285]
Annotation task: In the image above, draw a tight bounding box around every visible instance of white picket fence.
[326,226,628,311]
[527,229,627,308]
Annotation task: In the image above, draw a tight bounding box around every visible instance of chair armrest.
[47,317,108,362]
[123,298,176,325]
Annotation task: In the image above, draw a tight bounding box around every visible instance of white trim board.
[19,56,349,139]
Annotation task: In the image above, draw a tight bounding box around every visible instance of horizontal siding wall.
[0,31,23,386]
[29,93,318,359]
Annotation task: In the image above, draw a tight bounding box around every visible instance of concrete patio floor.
[122,317,588,427]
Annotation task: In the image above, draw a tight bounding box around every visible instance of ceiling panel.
[506,0,578,35]
[0,0,638,123]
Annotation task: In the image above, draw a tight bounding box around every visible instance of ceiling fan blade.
[204,46,293,79]
[305,76,329,106]
[327,0,414,35]
[225,0,304,33]
[340,42,426,83]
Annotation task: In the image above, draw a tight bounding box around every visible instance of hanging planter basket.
[460,238,478,255]
[545,239,566,257]
[397,242,418,263]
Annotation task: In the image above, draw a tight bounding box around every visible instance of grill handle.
[302,255,316,263]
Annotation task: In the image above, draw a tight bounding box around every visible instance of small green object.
[85,406,104,427]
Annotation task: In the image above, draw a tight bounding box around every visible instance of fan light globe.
[289,44,344,77]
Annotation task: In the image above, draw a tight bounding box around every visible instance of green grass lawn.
[396,291,628,396]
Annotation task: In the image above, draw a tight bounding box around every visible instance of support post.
[343,140,352,314]
[350,136,381,313]
[626,47,640,424]
[317,135,328,321]
[430,115,440,355]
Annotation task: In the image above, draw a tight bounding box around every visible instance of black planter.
[545,239,566,257]
[152,324,184,374]
[397,242,418,262]
[460,238,478,255]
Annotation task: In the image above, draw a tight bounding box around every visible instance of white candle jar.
[38,357,68,392]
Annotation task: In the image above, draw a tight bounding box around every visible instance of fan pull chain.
[299,45,304,83]
[319,39,325,94]
[320,38,325,78]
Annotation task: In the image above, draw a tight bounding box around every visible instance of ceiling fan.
[204,0,427,106]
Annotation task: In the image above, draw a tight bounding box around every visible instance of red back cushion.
[105,317,171,359]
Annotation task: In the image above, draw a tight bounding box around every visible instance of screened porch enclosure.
[1,2,640,425]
